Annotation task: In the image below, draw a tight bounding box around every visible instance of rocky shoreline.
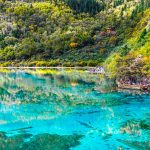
[117,82,150,92]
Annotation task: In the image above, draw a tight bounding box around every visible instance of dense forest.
[0,0,150,80]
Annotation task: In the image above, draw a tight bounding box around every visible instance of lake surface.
[0,69,150,150]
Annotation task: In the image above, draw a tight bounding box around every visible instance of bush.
[63,61,74,67]
[75,61,87,67]
[87,60,98,66]
[0,46,16,60]
[48,60,61,66]
[4,36,18,45]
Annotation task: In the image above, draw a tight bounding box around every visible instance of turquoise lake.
[0,69,149,150]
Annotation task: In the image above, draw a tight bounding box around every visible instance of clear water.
[0,69,150,150]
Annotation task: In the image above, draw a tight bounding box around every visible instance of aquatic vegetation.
[0,132,32,150]
[21,134,83,150]
[120,122,140,135]
[0,132,83,150]
[118,139,150,150]
[120,119,150,135]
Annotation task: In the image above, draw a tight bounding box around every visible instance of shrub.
[69,42,78,49]
[87,60,98,66]
[75,61,87,67]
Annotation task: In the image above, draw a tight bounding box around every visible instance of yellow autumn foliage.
[69,42,78,48]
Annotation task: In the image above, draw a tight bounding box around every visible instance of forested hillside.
[0,0,150,79]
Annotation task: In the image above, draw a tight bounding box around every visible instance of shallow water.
[0,69,150,150]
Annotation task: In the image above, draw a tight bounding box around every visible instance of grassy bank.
[0,60,102,67]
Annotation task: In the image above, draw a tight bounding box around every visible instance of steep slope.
[104,7,150,80]
[0,0,150,79]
